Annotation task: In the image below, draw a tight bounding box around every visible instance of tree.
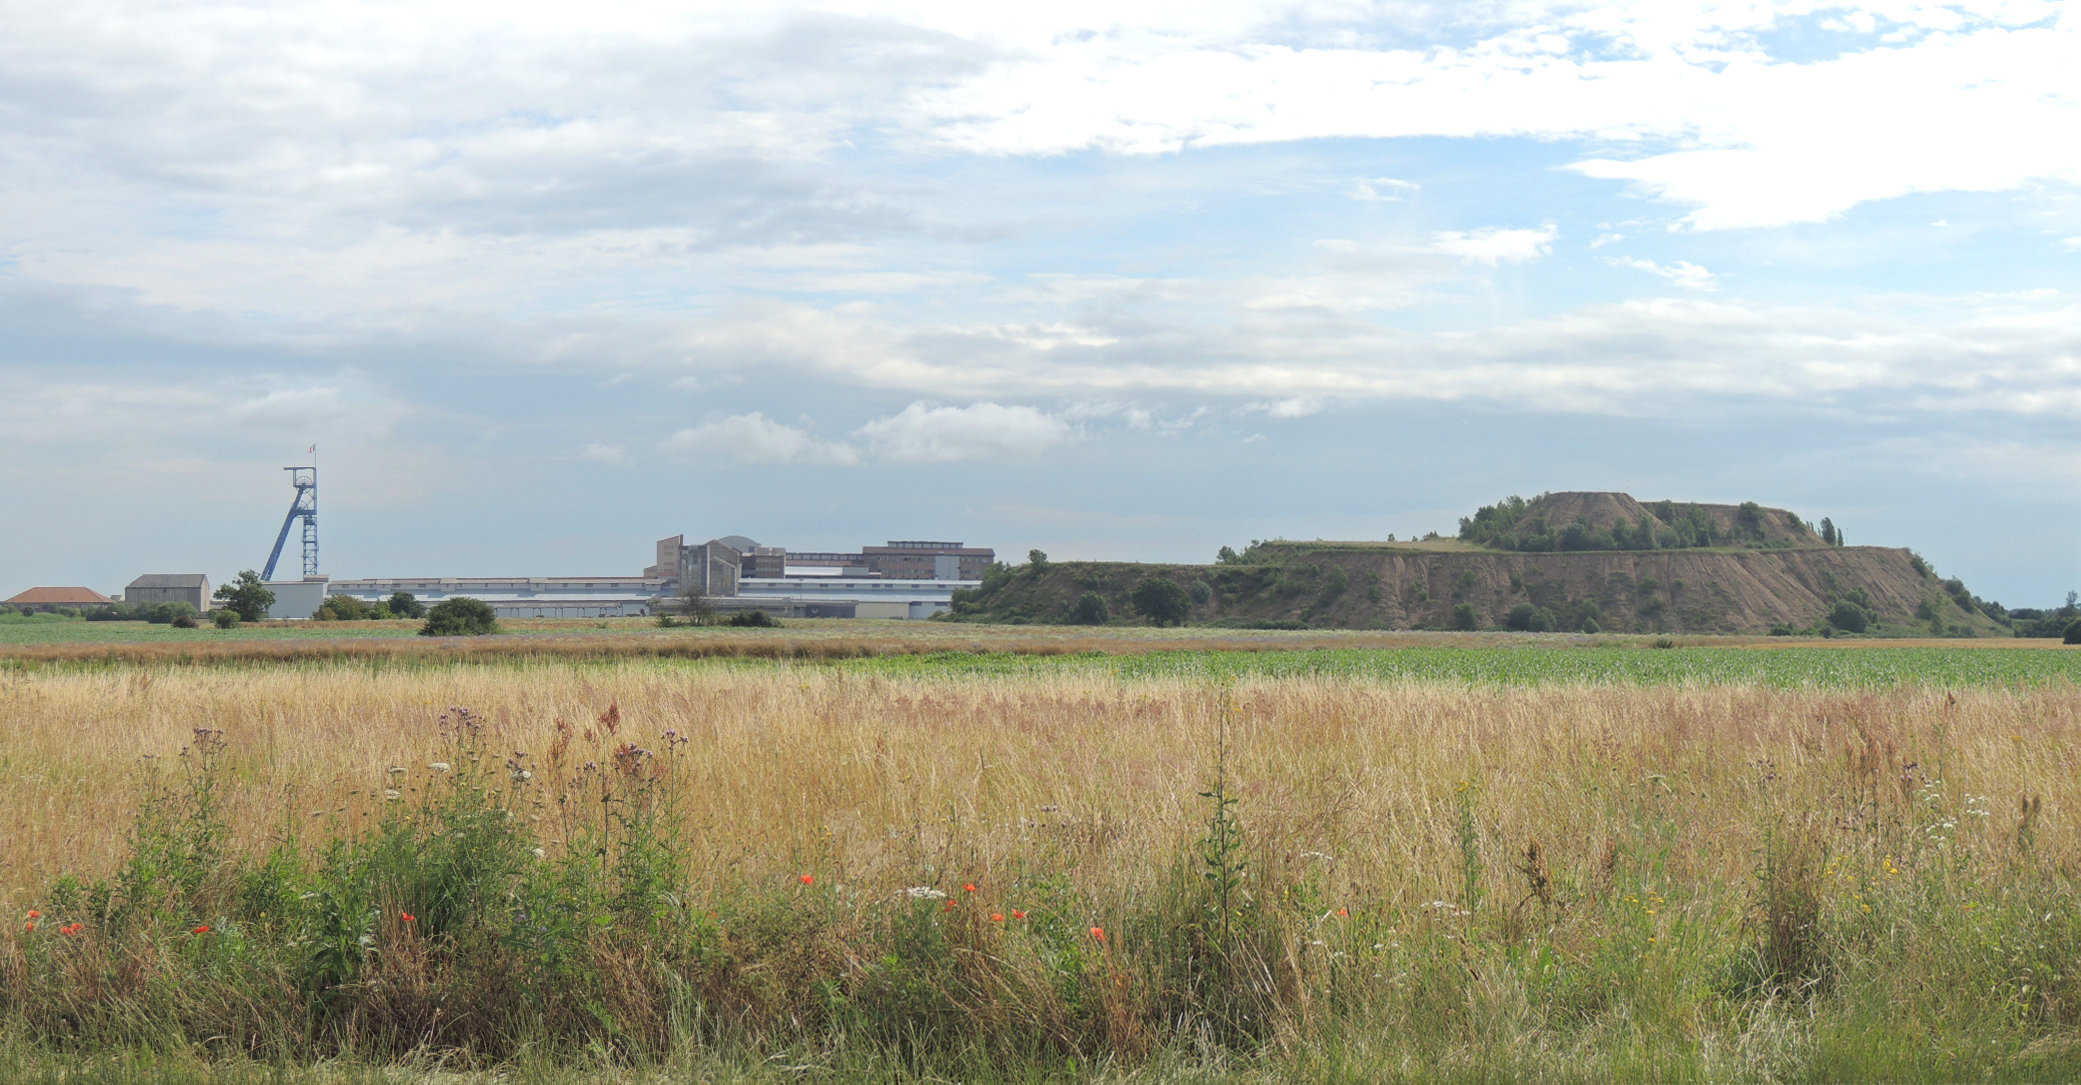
[1028,549,1049,573]
[213,571,275,622]
[211,609,240,630]
[1827,600,1870,634]
[1819,517,1837,546]
[387,591,426,619]
[1130,578,1192,627]
[420,597,498,636]
[1216,545,1239,564]
[1451,603,1480,630]
[1070,591,1109,625]
[2064,618,2081,645]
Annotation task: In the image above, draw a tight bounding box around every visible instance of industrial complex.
[325,536,991,620]
[6,464,994,621]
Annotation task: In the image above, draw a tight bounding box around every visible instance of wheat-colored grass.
[4,661,2073,914]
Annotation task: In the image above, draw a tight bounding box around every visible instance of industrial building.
[325,575,663,619]
[126,574,213,612]
[322,535,994,620]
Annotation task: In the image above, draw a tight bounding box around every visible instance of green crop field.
[855,644,2081,688]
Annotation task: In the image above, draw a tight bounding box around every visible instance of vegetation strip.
[4,666,2080,1080]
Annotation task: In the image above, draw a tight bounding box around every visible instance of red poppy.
[192,925,211,935]
[943,899,957,912]
[991,913,1005,922]
[60,923,83,937]
[1089,926,1105,942]
[1337,908,1348,917]
[1012,909,1027,920]
[23,922,34,933]
[401,912,415,922]
[25,910,40,919]
[800,873,814,885]
[963,883,977,893]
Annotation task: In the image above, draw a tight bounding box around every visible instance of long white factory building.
[323,536,990,619]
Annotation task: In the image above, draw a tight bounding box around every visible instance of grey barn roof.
[127,573,210,588]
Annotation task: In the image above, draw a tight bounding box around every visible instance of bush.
[728,610,779,627]
[1188,579,1213,605]
[1506,604,1557,632]
[140,601,198,625]
[316,594,372,621]
[387,591,426,619]
[1827,600,1871,634]
[1027,549,1049,573]
[1580,616,1601,634]
[170,613,199,628]
[1131,578,1192,627]
[211,609,240,629]
[2065,618,2081,645]
[1070,591,1109,625]
[1451,603,1479,630]
[420,597,499,636]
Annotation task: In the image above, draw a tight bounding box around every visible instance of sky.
[2,0,2077,605]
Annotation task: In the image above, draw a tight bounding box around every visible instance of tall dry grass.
[2,661,2079,1078]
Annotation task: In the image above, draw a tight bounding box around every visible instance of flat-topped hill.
[950,494,2000,635]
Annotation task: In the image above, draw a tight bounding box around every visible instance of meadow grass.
[2,656,2079,1081]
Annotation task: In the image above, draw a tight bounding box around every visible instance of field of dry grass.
[3,658,2080,1080]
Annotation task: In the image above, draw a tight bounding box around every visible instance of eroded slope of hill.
[953,493,2003,635]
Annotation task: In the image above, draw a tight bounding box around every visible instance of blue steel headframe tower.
[261,466,318,581]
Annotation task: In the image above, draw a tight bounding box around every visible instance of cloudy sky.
[3,0,2077,604]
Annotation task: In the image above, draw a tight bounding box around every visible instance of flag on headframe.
[308,444,316,454]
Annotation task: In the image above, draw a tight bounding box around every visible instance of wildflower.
[400,912,415,922]
[1012,910,1027,920]
[25,911,39,919]
[1089,926,1105,942]
[384,789,401,801]
[60,923,83,936]
[1337,908,1349,917]
[903,887,947,900]
[23,922,34,933]
[193,925,211,935]
[428,762,451,773]
[991,913,1005,922]
[800,873,815,886]
[963,883,977,893]
[943,900,957,912]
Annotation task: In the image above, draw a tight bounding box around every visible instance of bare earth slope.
[971,547,1998,635]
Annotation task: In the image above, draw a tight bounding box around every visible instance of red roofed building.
[6,586,116,611]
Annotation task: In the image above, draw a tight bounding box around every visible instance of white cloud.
[851,401,1072,463]
[661,412,860,466]
[581,442,631,466]
[1351,177,1419,202]
[1247,397,1325,418]
[1609,256,1717,290]
[226,387,349,428]
[1429,225,1558,266]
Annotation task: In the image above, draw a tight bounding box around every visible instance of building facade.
[126,574,212,612]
